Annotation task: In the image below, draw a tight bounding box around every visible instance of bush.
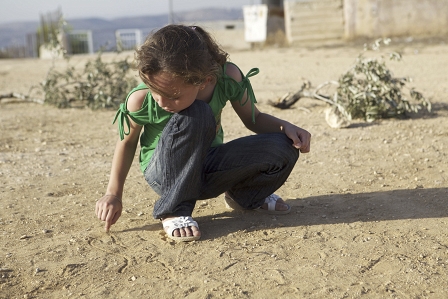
[272,38,432,128]
[41,53,138,109]
[316,38,431,122]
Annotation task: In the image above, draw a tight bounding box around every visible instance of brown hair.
[135,25,228,87]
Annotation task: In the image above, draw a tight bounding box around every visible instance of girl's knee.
[181,100,213,119]
[173,100,215,135]
[268,133,300,162]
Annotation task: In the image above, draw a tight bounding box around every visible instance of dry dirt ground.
[1,40,448,298]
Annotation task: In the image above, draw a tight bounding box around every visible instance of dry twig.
[0,93,44,104]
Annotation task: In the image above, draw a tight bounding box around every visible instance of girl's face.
[146,72,201,114]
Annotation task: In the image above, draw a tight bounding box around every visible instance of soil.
[1,41,448,298]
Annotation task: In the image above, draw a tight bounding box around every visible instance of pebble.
[0,268,12,272]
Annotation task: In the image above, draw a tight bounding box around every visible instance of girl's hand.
[95,194,123,232]
[283,123,311,153]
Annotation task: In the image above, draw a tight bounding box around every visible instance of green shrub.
[317,38,431,122]
[41,53,138,109]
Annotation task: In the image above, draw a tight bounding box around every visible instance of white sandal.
[162,216,201,242]
[255,194,291,215]
[224,193,291,215]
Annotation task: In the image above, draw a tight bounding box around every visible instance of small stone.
[0,268,12,272]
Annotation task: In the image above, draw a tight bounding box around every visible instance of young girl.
[95,25,311,242]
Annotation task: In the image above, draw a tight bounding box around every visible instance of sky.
[0,0,261,24]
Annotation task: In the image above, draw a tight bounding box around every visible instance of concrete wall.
[344,0,448,39]
[284,0,344,44]
[284,0,448,43]
[193,20,252,51]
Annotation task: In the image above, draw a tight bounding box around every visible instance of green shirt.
[113,62,259,173]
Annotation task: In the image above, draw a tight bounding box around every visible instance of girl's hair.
[135,25,229,86]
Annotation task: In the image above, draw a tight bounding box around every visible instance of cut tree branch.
[269,81,313,109]
[0,93,44,104]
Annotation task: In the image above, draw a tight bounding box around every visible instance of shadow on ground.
[120,187,448,240]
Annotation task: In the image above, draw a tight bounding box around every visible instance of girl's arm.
[228,64,311,153]
[95,89,147,231]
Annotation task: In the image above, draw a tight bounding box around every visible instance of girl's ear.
[199,76,213,90]
[205,75,215,85]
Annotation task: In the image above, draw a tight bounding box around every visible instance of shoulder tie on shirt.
[222,67,259,123]
[112,103,131,141]
[240,68,259,123]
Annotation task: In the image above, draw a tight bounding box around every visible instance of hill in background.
[0,8,243,52]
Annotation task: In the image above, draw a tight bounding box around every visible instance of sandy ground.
[1,40,448,299]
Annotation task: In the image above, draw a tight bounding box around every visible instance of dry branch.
[270,80,313,109]
[0,93,44,104]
